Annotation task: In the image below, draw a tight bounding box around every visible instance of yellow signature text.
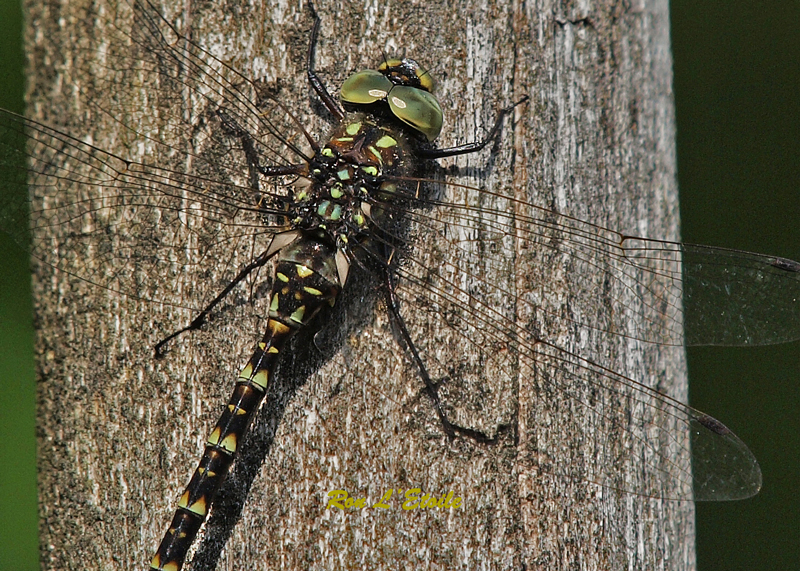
[325,488,463,510]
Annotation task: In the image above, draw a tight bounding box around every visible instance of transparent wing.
[392,181,800,349]
[0,109,279,311]
[387,248,764,500]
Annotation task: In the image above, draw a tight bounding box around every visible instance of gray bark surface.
[29,0,692,570]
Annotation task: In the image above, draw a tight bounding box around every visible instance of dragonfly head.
[339,58,443,142]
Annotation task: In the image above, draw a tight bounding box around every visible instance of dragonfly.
[1,0,798,569]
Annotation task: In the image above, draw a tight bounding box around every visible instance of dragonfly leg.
[416,96,529,160]
[306,1,346,121]
[154,248,277,357]
[215,107,309,178]
[382,268,504,444]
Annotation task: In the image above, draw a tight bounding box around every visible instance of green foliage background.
[0,1,797,569]
[0,0,37,569]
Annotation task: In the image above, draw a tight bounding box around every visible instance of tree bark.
[30,0,691,570]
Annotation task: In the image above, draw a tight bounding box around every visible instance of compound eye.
[387,85,443,142]
[340,70,393,104]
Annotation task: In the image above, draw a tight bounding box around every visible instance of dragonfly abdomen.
[150,236,342,571]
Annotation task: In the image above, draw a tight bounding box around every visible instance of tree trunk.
[30,0,691,570]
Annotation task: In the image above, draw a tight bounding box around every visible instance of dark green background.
[0,1,797,569]
[672,2,800,570]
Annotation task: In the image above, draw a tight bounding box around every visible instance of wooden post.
[30,0,691,569]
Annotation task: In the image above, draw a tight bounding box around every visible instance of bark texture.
[30,0,692,569]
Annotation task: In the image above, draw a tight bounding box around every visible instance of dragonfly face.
[1,1,797,570]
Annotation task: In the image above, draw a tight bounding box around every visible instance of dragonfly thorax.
[290,113,415,251]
